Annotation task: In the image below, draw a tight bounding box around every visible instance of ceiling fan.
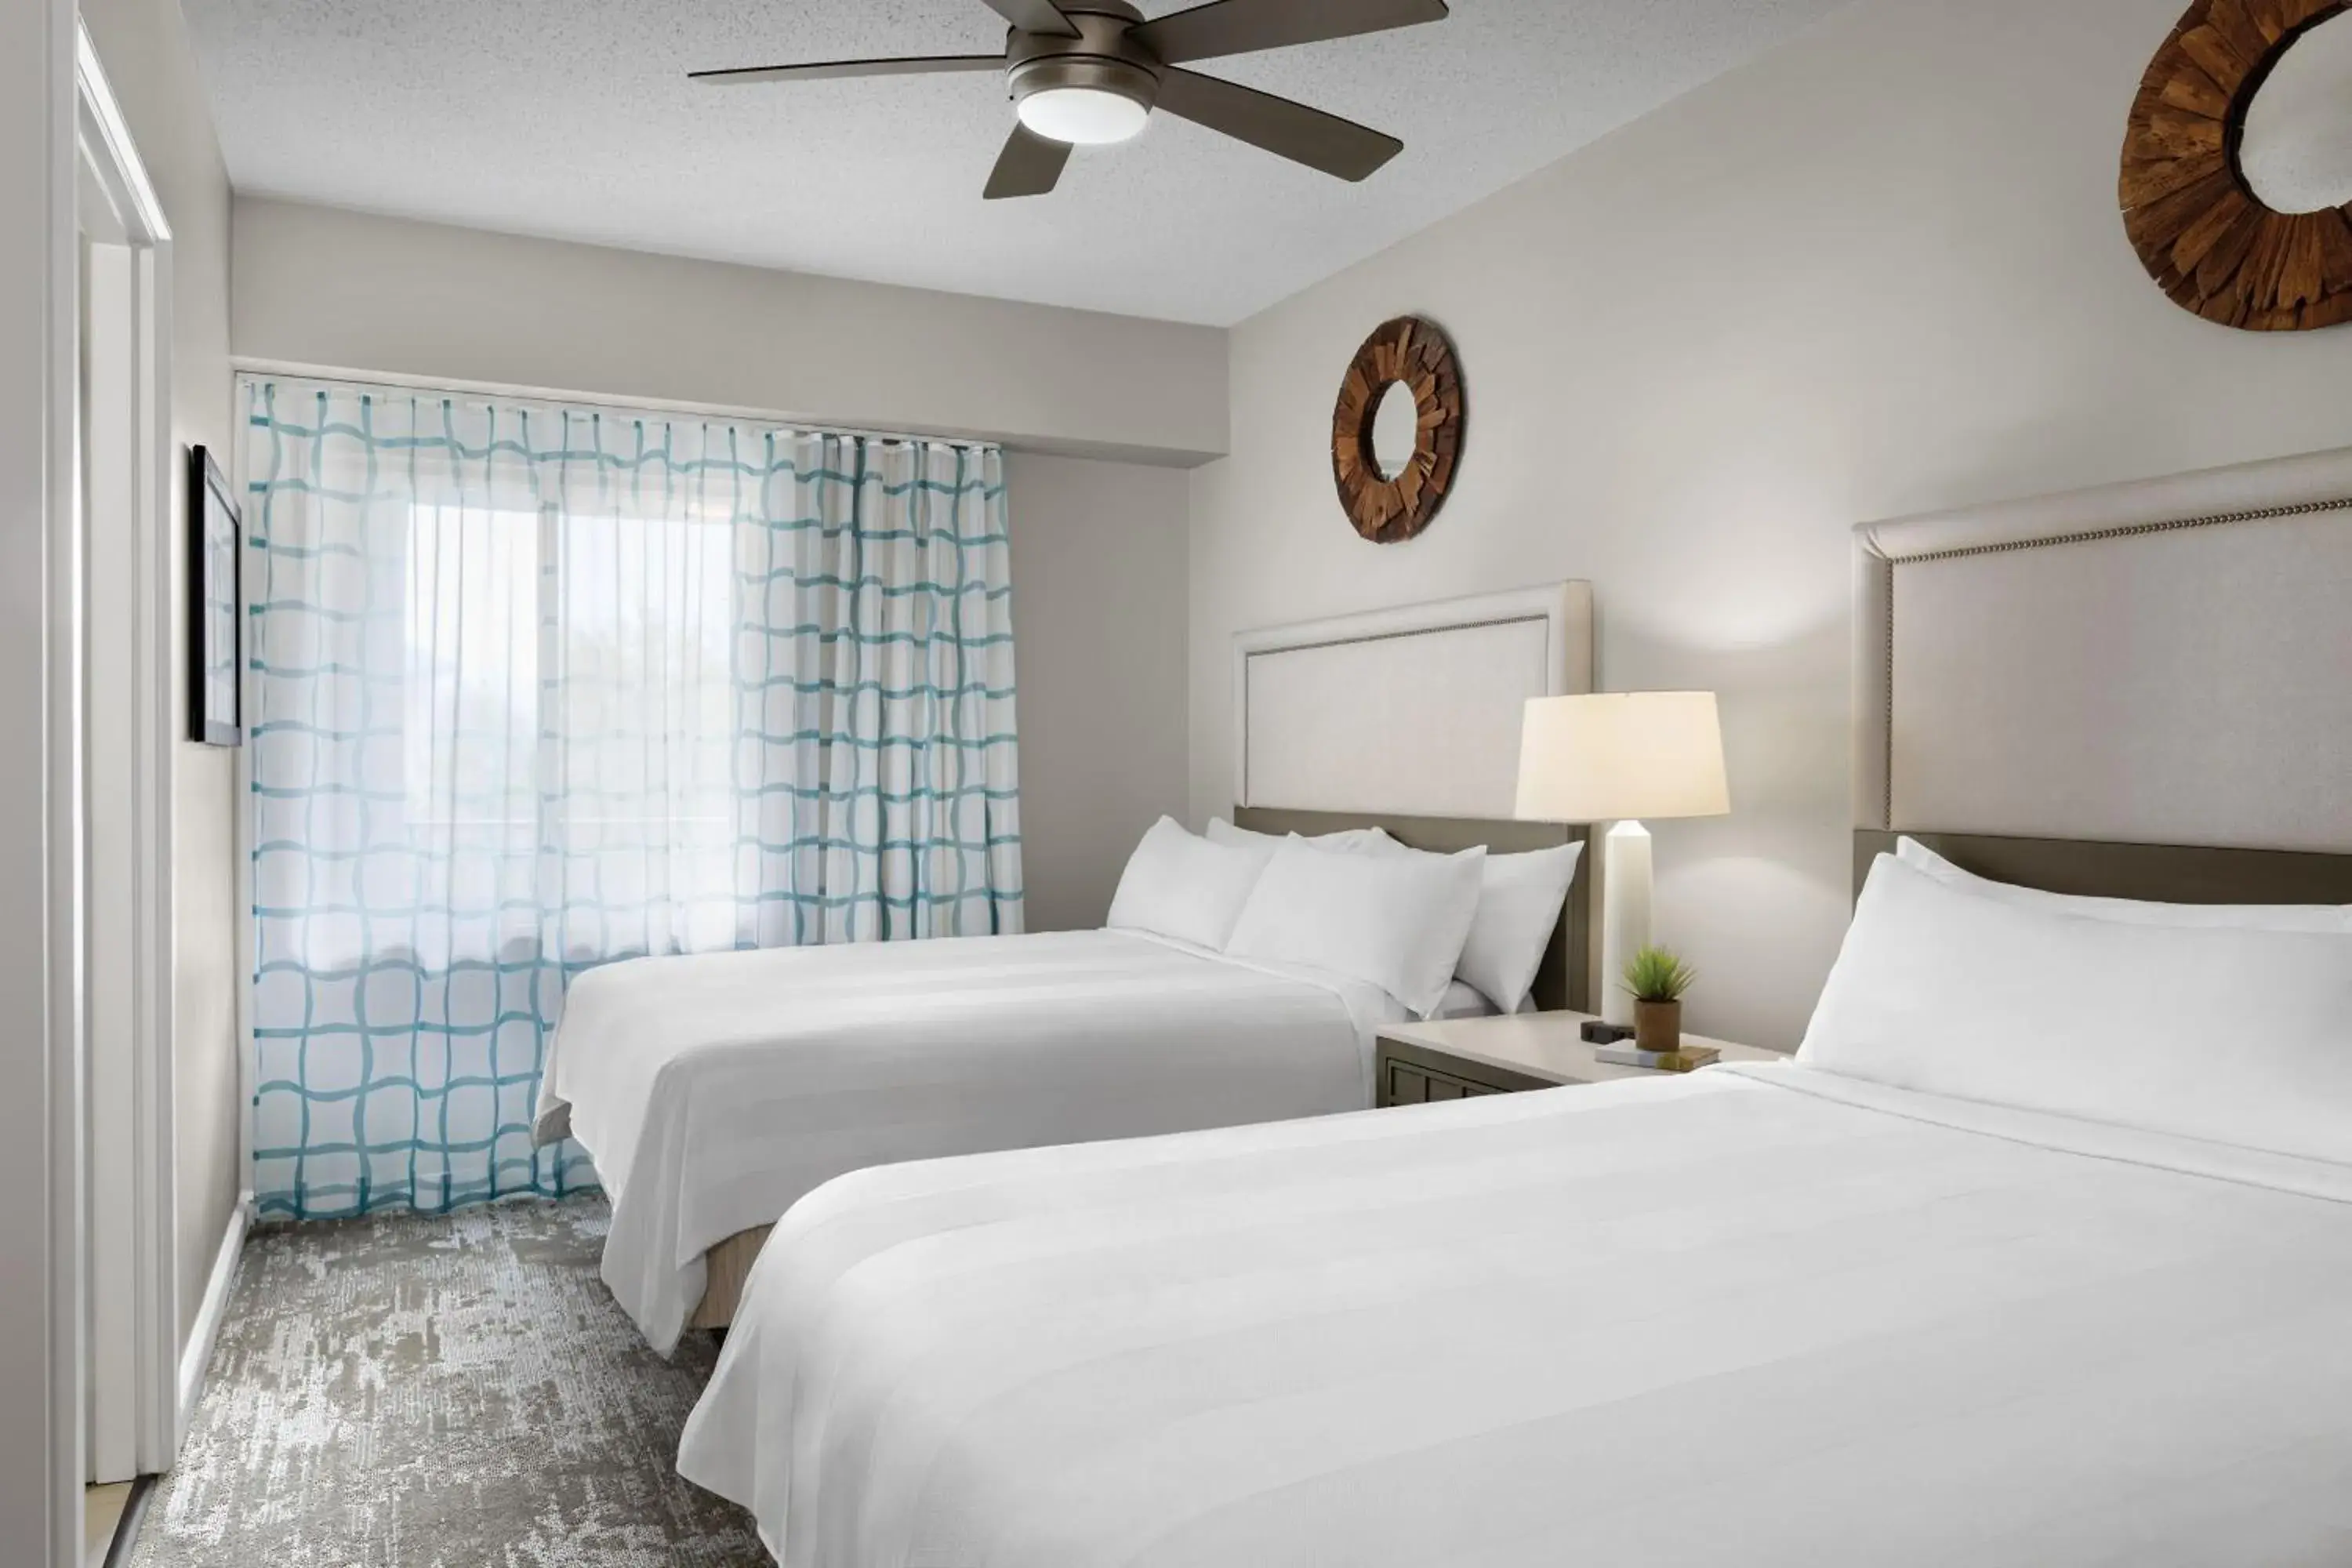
[690,0,1452,200]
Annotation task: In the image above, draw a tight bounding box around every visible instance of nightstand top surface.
[1378,1011,1787,1087]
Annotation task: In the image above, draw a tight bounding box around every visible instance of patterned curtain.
[242,377,1022,1221]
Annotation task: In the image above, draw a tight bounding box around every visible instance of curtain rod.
[229,358,1000,452]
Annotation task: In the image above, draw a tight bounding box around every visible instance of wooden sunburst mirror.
[1331,318,1463,544]
[2122,0,2352,330]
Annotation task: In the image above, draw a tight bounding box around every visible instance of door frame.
[75,23,180,1485]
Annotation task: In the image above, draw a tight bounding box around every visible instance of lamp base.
[1596,819,1654,1029]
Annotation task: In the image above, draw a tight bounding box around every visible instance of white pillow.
[1896,837,2352,932]
[1225,838,1486,1018]
[1365,838,1584,1014]
[1459,844,1584,1014]
[1799,853,2352,1163]
[1206,818,1396,855]
[1105,818,1272,950]
[1432,979,1499,1021]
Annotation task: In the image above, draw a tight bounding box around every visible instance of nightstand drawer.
[1379,1051,1513,1108]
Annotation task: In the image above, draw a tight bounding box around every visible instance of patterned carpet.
[131,1196,768,1566]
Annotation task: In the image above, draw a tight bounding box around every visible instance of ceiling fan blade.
[690,54,1004,85]
[985,124,1073,199]
[1154,68,1403,181]
[1132,0,1447,64]
[975,0,1081,39]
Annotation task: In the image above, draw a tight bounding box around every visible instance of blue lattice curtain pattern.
[241,377,1023,1221]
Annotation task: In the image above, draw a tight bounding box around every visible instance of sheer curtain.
[243,378,1022,1221]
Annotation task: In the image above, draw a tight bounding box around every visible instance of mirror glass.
[1368,380,1420,481]
[2240,13,2352,215]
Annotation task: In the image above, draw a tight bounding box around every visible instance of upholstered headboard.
[1853,445,2352,899]
[1231,586,1598,1011]
[1233,583,1592,818]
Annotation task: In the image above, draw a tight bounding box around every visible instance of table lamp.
[1515,692,1730,1029]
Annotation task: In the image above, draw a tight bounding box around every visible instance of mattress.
[535,928,1397,1352]
[678,1062,2352,1568]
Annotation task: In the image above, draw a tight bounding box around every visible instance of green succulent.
[1619,945,1696,1004]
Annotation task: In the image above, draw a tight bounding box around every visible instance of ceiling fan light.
[1016,85,1149,146]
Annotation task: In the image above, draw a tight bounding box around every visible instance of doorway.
[74,23,179,1562]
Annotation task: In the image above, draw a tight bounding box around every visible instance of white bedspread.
[536,929,1392,1352]
[679,1062,2352,1568]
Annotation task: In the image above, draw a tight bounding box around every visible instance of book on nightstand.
[1595,1043,1722,1073]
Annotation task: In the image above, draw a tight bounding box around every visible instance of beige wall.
[82,0,242,1356]
[232,198,1229,467]
[1004,453,1191,933]
[1190,0,2352,1051]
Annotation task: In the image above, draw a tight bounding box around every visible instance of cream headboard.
[1855,446,2352,853]
[1235,583,1594,818]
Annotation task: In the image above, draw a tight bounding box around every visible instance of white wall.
[1004,453,1191,933]
[232,198,1229,467]
[1190,0,2352,1050]
[83,0,243,1363]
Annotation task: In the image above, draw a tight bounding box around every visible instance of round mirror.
[1331,315,1463,543]
[2240,12,2352,215]
[1368,380,1419,481]
[2122,0,2352,332]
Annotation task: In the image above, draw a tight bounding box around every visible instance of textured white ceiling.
[183,0,1846,326]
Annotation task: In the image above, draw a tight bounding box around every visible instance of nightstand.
[1376,1012,1785,1106]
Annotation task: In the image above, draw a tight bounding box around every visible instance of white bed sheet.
[680,1062,2352,1568]
[535,928,1397,1352]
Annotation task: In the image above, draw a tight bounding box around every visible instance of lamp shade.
[1515,692,1731,823]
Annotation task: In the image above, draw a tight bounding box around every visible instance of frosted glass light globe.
[1016,86,1148,146]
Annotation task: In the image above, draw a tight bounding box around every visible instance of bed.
[535,585,1596,1352]
[536,810,1588,1354]
[680,1054,2352,1567]
[675,445,2352,1565]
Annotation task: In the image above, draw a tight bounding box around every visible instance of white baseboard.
[176,1194,250,1440]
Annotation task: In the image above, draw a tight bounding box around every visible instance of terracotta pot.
[1633,999,1682,1055]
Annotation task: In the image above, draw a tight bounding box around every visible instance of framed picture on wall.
[188,445,241,747]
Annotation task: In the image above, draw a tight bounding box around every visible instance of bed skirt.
[687,1225,774,1330]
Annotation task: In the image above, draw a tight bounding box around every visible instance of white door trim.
[74,20,180,1483]
[83,220,136,1488]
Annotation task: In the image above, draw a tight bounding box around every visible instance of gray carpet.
[131,1196,768,1566]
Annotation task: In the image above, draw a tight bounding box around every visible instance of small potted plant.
[1620,946,1695,1055]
